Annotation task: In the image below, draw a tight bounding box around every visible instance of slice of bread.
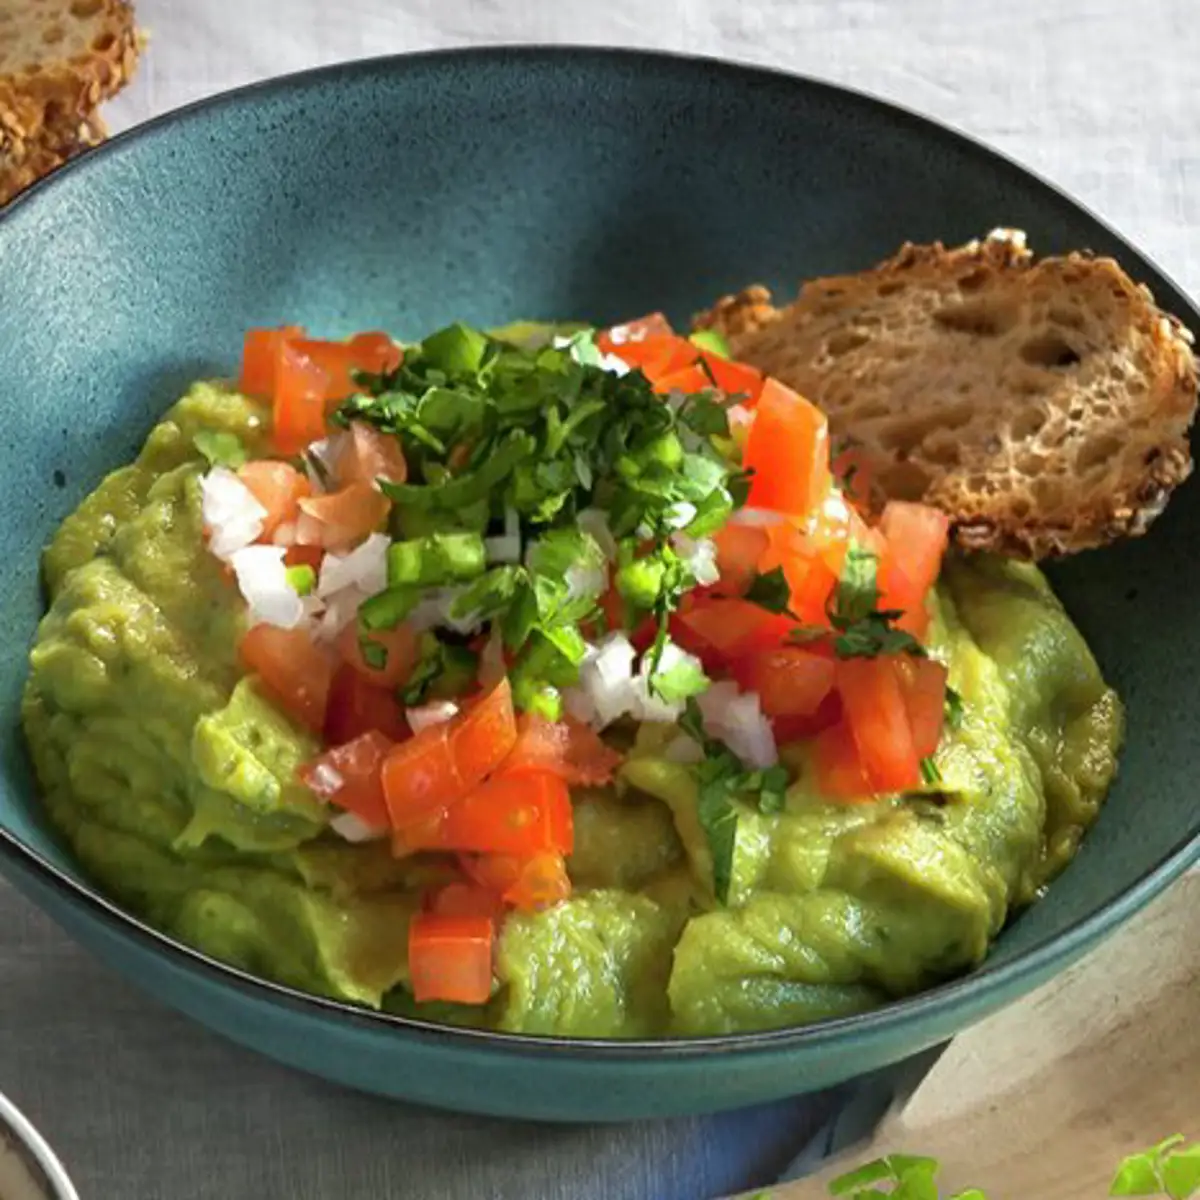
[0,108,104,204]
[695,231,1199,559]
[0,0,140,147]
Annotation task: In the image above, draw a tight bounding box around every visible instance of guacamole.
[22,371,1123,1038]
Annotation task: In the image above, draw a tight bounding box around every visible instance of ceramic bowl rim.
[1,43,1198,1060]
[0,1089,80,1200]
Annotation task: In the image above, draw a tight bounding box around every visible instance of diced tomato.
[290,332,402,404]
[672,597,797,671]
[337,619,421,690]
[502,852,571,912]
[712,523,770,596]
[451,678,518,789]
[296,482,391,549]
[323,663,410,745]
[876,501,950,637]
[239,623,334,734]
[758,522,838,626]
[237,460,311,539]
[652,363,712,396]
[407,913,494,1005]
[733,646,836,720]
[382,722,464,828]
[772,688,843,744]
[238,325,304,397]
[896,656,949,759]
[607,334,694,381]
[806,490,854,578]
[835,656,921,794]
[272,342,331,455]
[459,853,524,894]
[744,378,832,519]
[503,713,623,786]
[426,881,506,921]
[337,421,407,488]
[400,771,573,856]
[297,729,393,829]
[283,544,325,570]
[699,351,764,405]
[596,312,674,354]
[813,718,875,801]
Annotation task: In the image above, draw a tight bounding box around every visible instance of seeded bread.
[0,0,139,149]
[695,231,1199,559]
[0,107,103,204]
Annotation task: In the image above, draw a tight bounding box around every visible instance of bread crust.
[695,232,1199,559]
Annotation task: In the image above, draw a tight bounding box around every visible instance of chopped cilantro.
[745,566,793,615]
[944,685,965,729]
[826,543,926,660]
[193,430,247,469]
[920,756,942,785]
[650,653,710,704]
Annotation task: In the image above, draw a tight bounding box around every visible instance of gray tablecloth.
[4,2,1199,1197]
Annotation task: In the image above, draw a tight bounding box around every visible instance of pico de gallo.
[197,313,958,1007]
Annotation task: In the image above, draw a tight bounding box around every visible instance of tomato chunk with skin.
[382,722,464,828]
[338,421,408,488]
[835,656,922,794]
[291,332,402,404]
[407,913,494,1005]
[426,881,506,921]
[652,363,712,396]
[502,713,623,786]
[877,501,951,635]
[298,729,393,829]
[296,482,391,549]
[596,312,674,354]
[237,460,311,540]
[337,620,421,690]
[813,718,875,801]
[451,678,519,790]
[323,663,410,746]
[671,597,797,671]
[896,655,949,759]
[699,351,764,405]
[712,523,770,596]
[273,342,331,455]
[400,771,573,856]
[459,853,524,894]
[239,325,304,397]
[239,623,334,734]
[733,646,836,720]
[744,378,832,519]
[503,852,571,912]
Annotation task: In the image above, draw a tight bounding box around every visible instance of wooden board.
[730,871,1199,1198]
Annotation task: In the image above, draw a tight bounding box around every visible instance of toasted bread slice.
[695,231,1199,559]
[0,108,104,205]
[0,0,139,146]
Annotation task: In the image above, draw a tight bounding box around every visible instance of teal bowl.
[0,47,1197,1123]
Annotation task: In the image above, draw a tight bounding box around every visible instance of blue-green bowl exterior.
[1,47,1197,1121]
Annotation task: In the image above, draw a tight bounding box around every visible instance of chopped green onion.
[387,532,487,587]
[358,633,388,671]
[615,557,666,609]
[359,585,420,631]
[285,564,316,597]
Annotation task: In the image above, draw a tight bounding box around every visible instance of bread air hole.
[1076,435,1121,471]
[70,0,103,17]
[1019,332,1082,369]
[824,329,870,358]
[933,300,1016,337]
[1010,408,1047,440]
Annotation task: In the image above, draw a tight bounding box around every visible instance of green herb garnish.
[944,686,964,730]
[387,532,487,587]
[358,633,388,671]
[745,566,793,615]
[825,543,925,660]
[193,430,248,469]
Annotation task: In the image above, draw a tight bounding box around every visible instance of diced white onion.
[406,700,460,734]
[317,533,390,599]
[577,508,618,561]
[230,544,307,630]
[330,812,387,843]
[567,635,706,730]
[566,562,608,604]
[407,587,483,635]
[271,520,298,547]
[671,534,720,587]
[726,404,755,432]
[664,501,697,531]
[698,681,778,769]
[314,587,367,642]
[201,467,267,561]
[306,762,345,799]
[598,352,630,376]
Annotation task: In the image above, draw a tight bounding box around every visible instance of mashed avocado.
[22,382,1123,1037]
